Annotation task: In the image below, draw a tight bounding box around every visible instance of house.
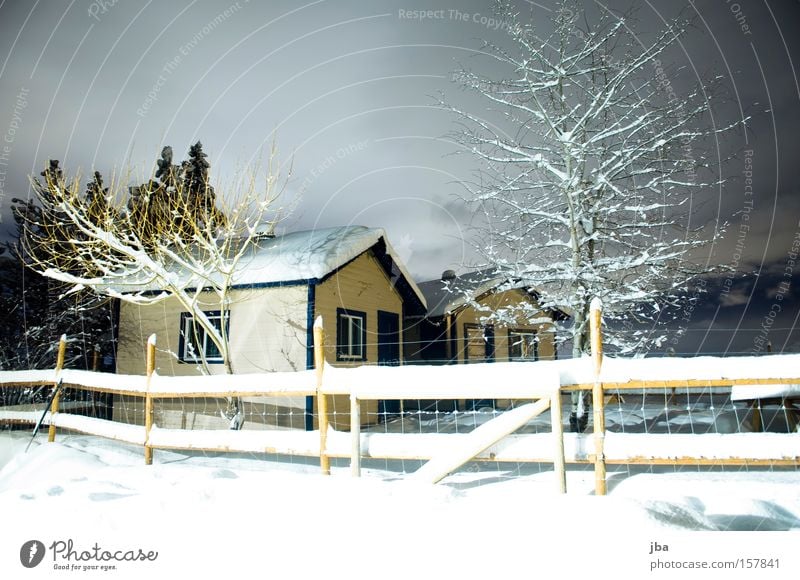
[403,269,566,410]
[115,226,426,430]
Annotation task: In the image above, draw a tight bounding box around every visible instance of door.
[465,324,496,410]
[377,310,401,419]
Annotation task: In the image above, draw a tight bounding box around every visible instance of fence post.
[351,393,361,477]
[590,298,606,496]
[751,342,771,432]
[550,387,566,493]
[144,334,156,465]
[47,335,67,443]
[90,346,101,417]
[314,316,330,475]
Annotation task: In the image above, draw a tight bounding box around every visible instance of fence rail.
[2,310,800,495]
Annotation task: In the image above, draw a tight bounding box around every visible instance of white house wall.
[116,285,309,412]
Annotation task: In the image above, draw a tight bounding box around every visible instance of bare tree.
[444,1,741,430]
[18,144,286,428]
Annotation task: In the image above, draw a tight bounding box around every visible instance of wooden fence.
[1,309,799,495]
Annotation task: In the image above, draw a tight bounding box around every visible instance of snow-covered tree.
[444,1,740,429]
[17,144,286,428]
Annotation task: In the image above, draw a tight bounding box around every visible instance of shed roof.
[417,268,566,320]
[417,269,507,318]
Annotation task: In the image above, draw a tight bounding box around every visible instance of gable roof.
[241,226,426,312]
[240,226,392,284]
[107,225,426,312]
[417,269,506,318]
[417,268,566,320]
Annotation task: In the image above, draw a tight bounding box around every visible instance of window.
[508,330,538,361]
[336,308,366,361]
[464,323,495,363]
[179,311,229,363]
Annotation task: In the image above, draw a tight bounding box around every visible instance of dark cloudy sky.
[0,0,798,355]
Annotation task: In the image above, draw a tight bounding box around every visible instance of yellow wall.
[444,288,557,410]
[314,250,404,429]
[314,251,403,365]
[451,288,557,363]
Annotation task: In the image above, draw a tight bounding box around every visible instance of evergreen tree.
[3,163,118,372]
[128,143,226,248]
[85,170,115,228]
[183,141,211,196]
[182,141,225,233]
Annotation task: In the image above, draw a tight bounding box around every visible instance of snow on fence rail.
[1,312,800,494]
[4,355,799,397]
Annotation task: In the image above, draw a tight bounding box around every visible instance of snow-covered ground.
[1,432,798,579]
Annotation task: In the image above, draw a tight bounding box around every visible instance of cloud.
[719,287,751,307]
[765,283,789,299]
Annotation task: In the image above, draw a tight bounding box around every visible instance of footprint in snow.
[89,492,136,502]
[106,481,133,490]
[47,486,64,496]
[212,468,238,479]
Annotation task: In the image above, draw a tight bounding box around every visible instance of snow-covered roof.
[111,225,426,309]
[241,226,425,309]
[417,268,563,319]
[417,270,502,318]
[236,226,389,284]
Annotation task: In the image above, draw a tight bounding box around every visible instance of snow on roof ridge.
[236,224,429,307]
[99,224,426,307]
[236,224,386,285]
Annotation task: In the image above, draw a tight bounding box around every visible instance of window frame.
[463,323,495,363]
[508,329,539,362]
[178,310,229,364]
[336,308,367,362]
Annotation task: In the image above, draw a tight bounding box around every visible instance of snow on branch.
[20,144,289,384]
[443,0,743,356]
